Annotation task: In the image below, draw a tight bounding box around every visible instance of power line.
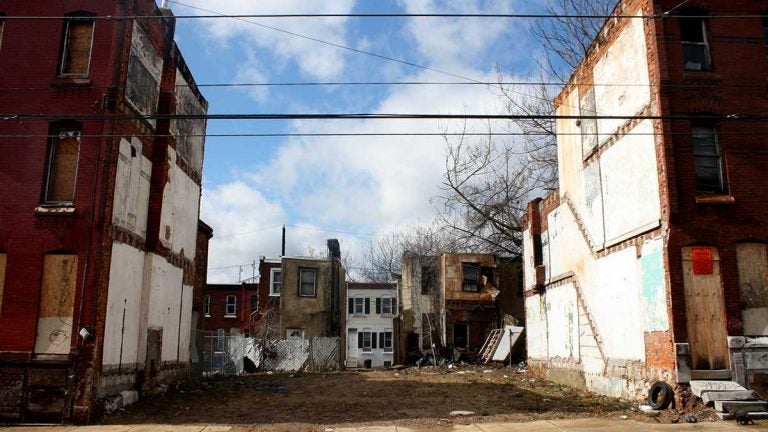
[2,113,766,122]
[3,13,766,20]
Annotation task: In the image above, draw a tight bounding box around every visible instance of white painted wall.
[159,148,201,257]
[112,138,151,239]
[593,15,651,142]
[600,121,660,244]
[525,295,547,359]
[145,254,186,362]
[545,283,579,360]
[103,243,146,367]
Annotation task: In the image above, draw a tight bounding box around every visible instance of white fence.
[195,332,341,375]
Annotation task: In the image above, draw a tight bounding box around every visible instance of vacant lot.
[104,366,657,431]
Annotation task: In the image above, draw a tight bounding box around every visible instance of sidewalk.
[2,419,768,432]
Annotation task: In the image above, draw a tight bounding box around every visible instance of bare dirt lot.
[103,366,712,431]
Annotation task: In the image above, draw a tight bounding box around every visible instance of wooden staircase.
[478,329,504,364]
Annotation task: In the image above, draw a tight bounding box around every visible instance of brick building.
[0,0,207,423]
[523,0,768,401]
[200,283,258,335]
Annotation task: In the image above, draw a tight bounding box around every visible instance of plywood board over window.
[45,131,80,204]
[35,254,77,355]
[60,19,94,77]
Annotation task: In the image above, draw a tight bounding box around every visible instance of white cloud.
[174,0,355,79]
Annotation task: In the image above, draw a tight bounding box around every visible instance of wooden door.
[682,247,729,370]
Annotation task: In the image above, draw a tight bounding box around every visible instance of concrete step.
[691,369,731,380]
[702,390,760,404]
[690,380,749,398]
[718,411,768,421]
[714,400,768,413]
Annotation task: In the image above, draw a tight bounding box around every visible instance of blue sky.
[162,0,548,282]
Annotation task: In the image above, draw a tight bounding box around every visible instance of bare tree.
[531,0,617,82]
[435,0,616,255]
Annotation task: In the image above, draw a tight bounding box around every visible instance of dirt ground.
[103,365,718,431]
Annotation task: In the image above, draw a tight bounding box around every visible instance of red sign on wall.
[692,247,714,275]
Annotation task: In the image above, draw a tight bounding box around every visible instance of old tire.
[648,381,673,410]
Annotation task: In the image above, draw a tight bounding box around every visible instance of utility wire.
[2,113,765,121]
[3,12,766,20]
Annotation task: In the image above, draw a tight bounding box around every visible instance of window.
[354,297,365,315]
[0,16,4,52]
[361,331,372,352]
[377,297,396,316]
[59,16,95,77]
[462,263,481,292]
[421,265,435,294]
[381,331,393,352]
[250,295,258,313]
[299,267,317,297]
[204,295,211,316]
[763,18,768,46]
[269,268,281,296]
[225,295,236,317]
[216,329,225,352]
[43,128,81,205]
[680,16,711,71]
[287,328,304,339]
[35,254,78,355]
[453,324,468,349]
[692,125,726,194]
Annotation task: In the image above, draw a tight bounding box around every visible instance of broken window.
[225,295,236,317]
[43,128,80,205]
[204,295,211,316]
[692,125,726,194]
[481,267,495,287]
[269,268,281,296]
[680,16,711,71]
[421,265,435,294]
[453,323,468,349]
[250,295,258,313]
[462,263,481,292]
[59,16,95,77]
[298,267,317,297]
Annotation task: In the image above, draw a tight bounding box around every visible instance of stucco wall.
[279,258,332,339]
[112,138,151,239]
[103,243,145,367]
[145,254,187,362]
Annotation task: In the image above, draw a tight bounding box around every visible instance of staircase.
[478,329,503,364]
[690,377,768,420]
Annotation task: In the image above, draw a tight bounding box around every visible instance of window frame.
[381,297,394,316]
[0,15,5,53]
[691,124,727,194]
[225,295,237,317]
[43,128,81,206]
[763,17,768,46]
[680,16,712,71]
[298,267,317,297]
[462,262,481,292]
[420,265,435,295]
[250,294,258,314]
[383,330,393,352]
[216,329,225,352]
[269,268,281,296]
[354,296,365,315]
[204,295,211,317]
[362,331,372,352]
[59,15,96,78]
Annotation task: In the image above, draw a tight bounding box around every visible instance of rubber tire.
[648,381,674,410]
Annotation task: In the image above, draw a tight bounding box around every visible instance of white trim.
[269,268,281,296]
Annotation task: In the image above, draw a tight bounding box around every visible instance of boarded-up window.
[0,253,6,320]
[44,130,80,204]
[35,254,77,355]
[60,18,94,77]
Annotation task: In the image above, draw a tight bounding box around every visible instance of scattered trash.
[503,375,509,378]
[619,415,628,420]
[638,405,655,413]
[684,415,698,424]
[450,410,475,417]
[542,398,552,402]
[483,370,494,374]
